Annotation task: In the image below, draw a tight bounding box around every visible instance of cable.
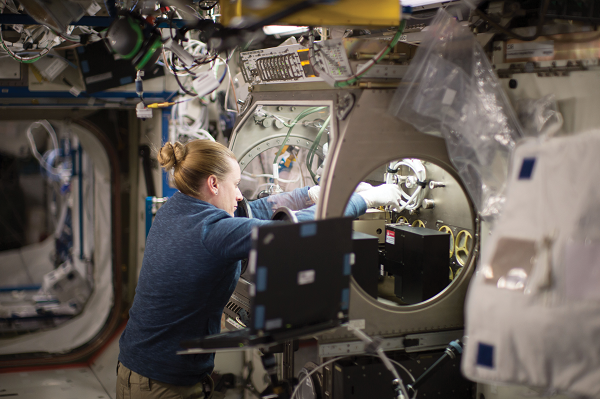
[173,69,197,96]
[306,114,330,184]
[473,0,550,41]
[336,21,406,87]
[182,129,215,141]
[226,46,237,62]
[145,97,196,108]
[213,56,230,86]
[242,171,301,184]
[26,120,62,176]
[198,1,218,11]
[290,356,346,399]
[0,4,59,63]
[162,42,215,77]
[290,354,415,399]
[8,52,78,69]
[272,107,327,165]
[307,21,406,88]
[349,326,411,399]
[0,28,55,63]
[364,354,416,383]
[218,61,228,84]
[168,95,212,141]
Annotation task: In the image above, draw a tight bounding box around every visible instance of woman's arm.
[247,186,312,220]
[294,193,367,222]
[202,212,274,263]
[207,193,367,262]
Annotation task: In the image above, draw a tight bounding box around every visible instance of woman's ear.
[207,175,219,195]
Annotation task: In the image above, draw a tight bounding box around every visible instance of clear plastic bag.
[516,94,564,138]
[389,9,523,221]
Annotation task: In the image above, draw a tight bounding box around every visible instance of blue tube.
[79,144,84,260]
[145,197,153,239]
[161,108,177,197]
[103,0,117,17]
[0,285,41,292]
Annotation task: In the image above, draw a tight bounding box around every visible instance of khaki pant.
[116,362,206,399]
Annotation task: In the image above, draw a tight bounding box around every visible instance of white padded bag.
[462,130,600,397]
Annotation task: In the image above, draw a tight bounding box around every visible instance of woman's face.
[215,157,244,216]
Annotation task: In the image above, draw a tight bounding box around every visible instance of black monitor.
[179,217,354,352]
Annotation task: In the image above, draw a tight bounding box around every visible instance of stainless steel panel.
[228,88,479,344]
[315,89,479,342]
[319,337,405,357]
[352,219,386,243]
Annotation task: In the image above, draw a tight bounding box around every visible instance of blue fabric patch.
[120,76,133,85]
[519,158,536,179]
[254,305,265,330]
[340,288,350,310]
[256,267,267,292]
[300,223,317,237]
[77,46,84,54]
[343,253,351,276]
[476,342,494,368]
[80,60,90,74]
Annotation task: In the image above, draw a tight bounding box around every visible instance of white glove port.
[309,182,373,204]
[354,182,373,193]
[308,186,321,204]
[358,184,403,210]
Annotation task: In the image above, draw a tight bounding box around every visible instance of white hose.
[242,171,301,184]
[396,186,422,213]
[289,352,415,399]
[183,129,215,142]
[26,120,61,175]
[389,158,427,211]
[170,100,212,141]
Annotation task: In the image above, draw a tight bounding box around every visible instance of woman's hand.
[357,184,403,210]
[308,185,321,204]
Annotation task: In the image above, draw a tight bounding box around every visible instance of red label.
[386,230,395,245]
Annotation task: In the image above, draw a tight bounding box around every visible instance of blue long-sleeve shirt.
[118,187,367,386]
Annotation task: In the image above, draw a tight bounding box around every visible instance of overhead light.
[402,0,452,7]
[262,25,309,37]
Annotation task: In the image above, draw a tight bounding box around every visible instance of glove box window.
[351,158,475,306]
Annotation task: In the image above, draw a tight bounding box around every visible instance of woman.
[116,140,402,399]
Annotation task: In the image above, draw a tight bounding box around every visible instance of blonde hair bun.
[157,139,236,198]
[158,142,187,170]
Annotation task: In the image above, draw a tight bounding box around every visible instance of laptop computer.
[179,217,354,353]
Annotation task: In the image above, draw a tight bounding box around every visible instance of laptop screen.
[248,217,354,335]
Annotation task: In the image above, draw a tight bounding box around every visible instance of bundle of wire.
[162,37,216,76]
[170,97,214,142]
[0,1,101,63]
[161,9,222,96]
[0,19,59,63]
